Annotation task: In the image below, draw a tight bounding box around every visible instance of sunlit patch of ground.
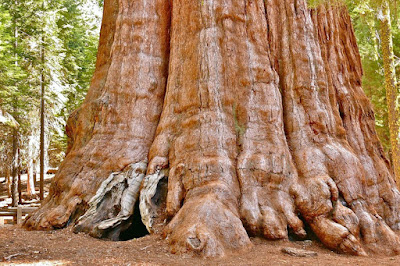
[2,260,70,265]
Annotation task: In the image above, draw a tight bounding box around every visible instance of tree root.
[164,183,252,257]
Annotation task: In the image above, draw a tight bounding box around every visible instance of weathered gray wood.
[0,206,38,225]
[0,212,15,216]
[281,247,318,257]
[17,206,22,225]
[74,162,148,239]
[139,169,168,233]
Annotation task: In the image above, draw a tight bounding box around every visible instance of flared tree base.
[25,0,400,258]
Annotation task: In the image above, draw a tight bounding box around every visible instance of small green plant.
[232,104,246,137]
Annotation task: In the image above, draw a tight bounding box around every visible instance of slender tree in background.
[0,108,18,198]
[40,24,45,200]
[17,147,21,204]
[26,142,36,197]
[24,0,400,257]
[378,0,400,185]
[10,0,19,207]
[10,124,18,206]
[6,166,11,198]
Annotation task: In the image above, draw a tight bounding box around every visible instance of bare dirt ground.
[1,176,400,265]
[1,225,400,265]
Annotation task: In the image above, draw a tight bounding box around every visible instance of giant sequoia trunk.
[25,0,400,257]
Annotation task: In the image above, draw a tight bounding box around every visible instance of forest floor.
[1,225,400,265]
[1,177,400,265]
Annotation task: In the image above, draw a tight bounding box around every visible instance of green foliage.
[57,0,101,116]
[347,0,400,154]
[308,0,400,155]
[0,0,102,171]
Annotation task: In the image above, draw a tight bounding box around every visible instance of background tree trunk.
[379,0,400,186]
[11,126,18,207]
[27,158,36,198]
[27,136,37,198]
[25,0,400,258]
[6,166,11,198]
[11,0,19,208]
[17,147,21,204]
[39,33,45,201]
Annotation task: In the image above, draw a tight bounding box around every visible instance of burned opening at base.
[288,214,319,242]
[91,200,150,241]
[73,199,150,241]
[118,175,169,240]
[118,200,149,241]
[72,167,170,242]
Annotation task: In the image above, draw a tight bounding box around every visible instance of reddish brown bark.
[25,0,400,258]
[25,0,170,230]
